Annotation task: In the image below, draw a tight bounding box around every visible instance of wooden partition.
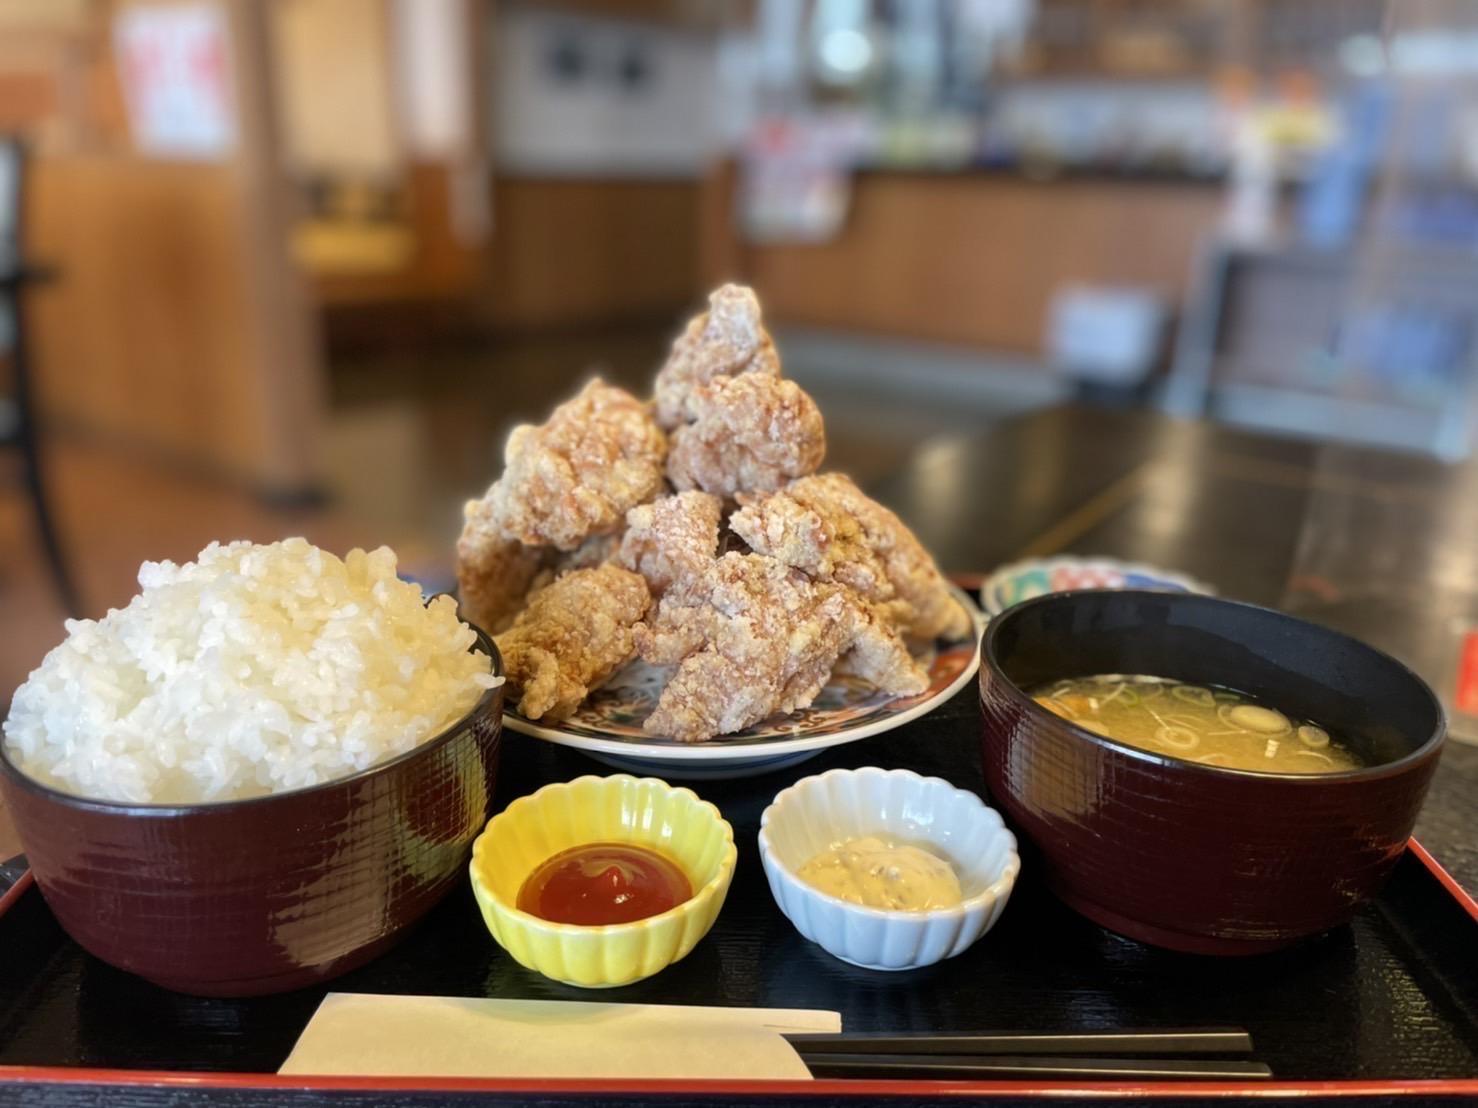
[26,156,317,492]
[21,0,325,496]
[315,174,703,346]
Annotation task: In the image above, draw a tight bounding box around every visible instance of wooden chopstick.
[801,1055,1273,1080]
[784,1028,1254,1056]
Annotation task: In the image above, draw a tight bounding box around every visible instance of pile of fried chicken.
[456,285,972,743]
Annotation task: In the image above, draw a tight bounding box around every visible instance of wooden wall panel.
[483,177,702,329]
[26,155,324,492]
[741,173,1222,355]
[315,175,702,335]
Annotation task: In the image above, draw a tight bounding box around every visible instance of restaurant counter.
[732,168,1225,356]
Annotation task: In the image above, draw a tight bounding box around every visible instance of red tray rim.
[1,839,1474,1098]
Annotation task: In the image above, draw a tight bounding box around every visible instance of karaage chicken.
[618,491,722,597]
[666,374,825,498]
[730,473,971,642]
[455,498,548,634]
[473,379,666,552]
[495,564,651,722]
[457,284,970,742]
[653,284,780,430]
[637,553,926,742]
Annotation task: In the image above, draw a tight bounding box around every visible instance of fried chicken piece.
[514,530,626,601]
[636,553,925,742]
[666,375,825,498]
[637,554,854,742]
[654,284,781,430]
[495,564,651,722]
[836,603,931,697]
[475,379,666,552]
[731,473,971,643]
[455,498,548,634]
[729,473,888,598]
[555,530,624,573]
[618,491,722,596]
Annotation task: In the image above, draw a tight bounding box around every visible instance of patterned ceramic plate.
[503,585,985,780]
[979,556,1214,618]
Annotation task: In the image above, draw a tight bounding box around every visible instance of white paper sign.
[115,3,235,159]
[280,995,841,1080]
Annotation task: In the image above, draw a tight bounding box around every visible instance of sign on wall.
[115,3,235,159]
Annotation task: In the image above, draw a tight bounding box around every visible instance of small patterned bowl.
[469,775,737,988]
[758,767,1019,970]
[980,556,1212,618]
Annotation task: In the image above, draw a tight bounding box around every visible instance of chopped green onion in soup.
[1030,676,1362,775]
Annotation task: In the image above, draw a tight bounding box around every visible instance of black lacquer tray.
[2,689,1477,1106]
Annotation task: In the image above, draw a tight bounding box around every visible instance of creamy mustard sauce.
[796,836,963,911]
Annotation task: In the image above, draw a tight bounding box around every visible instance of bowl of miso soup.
[978,589,1445,956]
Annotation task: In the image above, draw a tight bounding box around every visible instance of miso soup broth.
[1030,676,1364,774]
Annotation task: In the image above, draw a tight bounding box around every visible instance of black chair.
[1,137,79,617]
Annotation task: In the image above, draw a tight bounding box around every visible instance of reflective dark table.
[871,404,1478,893]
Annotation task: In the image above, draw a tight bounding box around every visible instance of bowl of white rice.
[0,538,505,997]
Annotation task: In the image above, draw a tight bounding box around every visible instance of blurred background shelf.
[1166,241,1478,457]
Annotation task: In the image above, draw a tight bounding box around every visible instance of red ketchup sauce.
[516,842,693,925]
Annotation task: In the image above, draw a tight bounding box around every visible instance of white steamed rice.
[2,538,501,805]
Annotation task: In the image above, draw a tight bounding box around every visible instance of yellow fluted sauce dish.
[469,774,736,987]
